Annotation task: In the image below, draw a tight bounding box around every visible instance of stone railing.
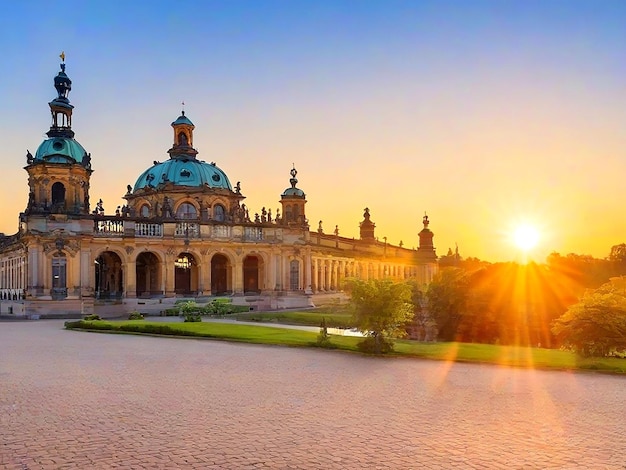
[175,222,200,238]
[244,227,263,241]
[135,222,163,238]
[94,219,124,236]
[211,225,231,239]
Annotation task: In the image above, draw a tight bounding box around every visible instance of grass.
[234,310,354,328]
[65,320,626,374]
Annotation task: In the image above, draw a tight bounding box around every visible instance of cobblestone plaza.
[1,321,625,469]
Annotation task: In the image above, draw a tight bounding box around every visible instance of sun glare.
[513,225,540,252]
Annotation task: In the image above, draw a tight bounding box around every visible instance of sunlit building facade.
[0,60,438,317]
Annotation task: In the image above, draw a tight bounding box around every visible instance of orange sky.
[1,2,625,262]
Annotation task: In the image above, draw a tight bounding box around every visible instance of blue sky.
[2,1,625,261]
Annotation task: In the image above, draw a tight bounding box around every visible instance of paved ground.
[1,321,625,469]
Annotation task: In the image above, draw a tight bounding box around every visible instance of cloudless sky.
[1,0,625,262]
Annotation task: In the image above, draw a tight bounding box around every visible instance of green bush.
[181,301,202,322]
[316,317,334,348]
[162,308,180,316]
[83,314,101,321]
[128,311,144,320]
[357,334,395,354]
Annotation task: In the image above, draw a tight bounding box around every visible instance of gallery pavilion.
[0,59,438,317]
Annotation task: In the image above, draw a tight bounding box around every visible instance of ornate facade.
[0,59,438,317]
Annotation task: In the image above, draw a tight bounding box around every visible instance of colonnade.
[0,254,26,299]
[310,257,427,293]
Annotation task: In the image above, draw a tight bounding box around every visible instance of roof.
[33,137,89,166]
[133,158,232,191]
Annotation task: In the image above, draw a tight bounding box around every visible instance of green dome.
[134,158,232,191]
[172,114,194,126]
[34,137,90,166]
[282,187,305,197]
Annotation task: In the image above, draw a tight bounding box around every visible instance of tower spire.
[47,53,74,138]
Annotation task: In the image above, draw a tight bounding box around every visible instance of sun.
[513,224,540,251]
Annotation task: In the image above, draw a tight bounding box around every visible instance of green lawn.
[65,320,626,374]
[234,310,354,328]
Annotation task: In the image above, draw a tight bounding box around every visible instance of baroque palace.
[0,59,438,317]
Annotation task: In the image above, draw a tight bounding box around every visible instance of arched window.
[176,202,197,220]
[51,182,65,206]
[214,204,225,222]
[285,205,293,222]
[178,131,188,146]
[293,205,300,222]
[140,204,150,218]
[51,255,67,299]
[290,260,299,290]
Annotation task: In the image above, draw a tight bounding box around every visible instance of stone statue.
[83,152,91,168]
[126,184,132,194]
[235,181,241,194]
[261,207,267,223]
[26,150,34,164]
[267,208,272,223]
[162,197,173,218]
[318,220,323,233]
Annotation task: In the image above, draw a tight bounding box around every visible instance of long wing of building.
[0,59,438,318]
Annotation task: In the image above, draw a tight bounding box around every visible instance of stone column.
[324,259,331,291]
[304,249,312,294]
[125,259,137,298]
[233,257,244,295]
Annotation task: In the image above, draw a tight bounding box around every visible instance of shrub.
[162,308,180,316]
[128,311,144,320]
[83,314,101,321]
[181,301,202,322]
[316,317,334,348]
[357,334,395,354]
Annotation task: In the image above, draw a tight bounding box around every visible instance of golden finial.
[60,51,65,62]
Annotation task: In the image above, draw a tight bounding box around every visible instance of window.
[176,202,197,220]
[51,182,65,206]
[140,205,150,218]
[289,260,299,290]
[214,204,225,222]
[51,256,67,298]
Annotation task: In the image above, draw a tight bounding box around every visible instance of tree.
[346,278,414,353]
[552,280,626,357]
[426,268,472,341]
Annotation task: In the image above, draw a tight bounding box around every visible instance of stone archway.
[95,251,123,299]
[136,252,161,298]
[211,254,230,295]
[243,255,260,293]
[175,252,198,295]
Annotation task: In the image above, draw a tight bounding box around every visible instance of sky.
[1,0,625,262]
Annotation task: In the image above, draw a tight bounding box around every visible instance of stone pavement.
[1,321,625,469]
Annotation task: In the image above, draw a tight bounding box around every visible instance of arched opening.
[95,251,123,299]
[211,254,230,295]
[51,182,66,212]
[175,252,198,295]
[51,254,67,300]
[214,204,225,222]
[285,205,293,222]
[176,202,197,220]
[289,260,300,291]
[293,205,300,223]
[136,252,161,297]
[243,255,260,294]
[178,131,188,146]
[140,204,150,218]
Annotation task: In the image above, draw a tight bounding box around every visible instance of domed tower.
[359,207,376,241]
[126,110,243,221]
[279,166,307,227]
[24,55,92,215]
[417,213,437,261]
